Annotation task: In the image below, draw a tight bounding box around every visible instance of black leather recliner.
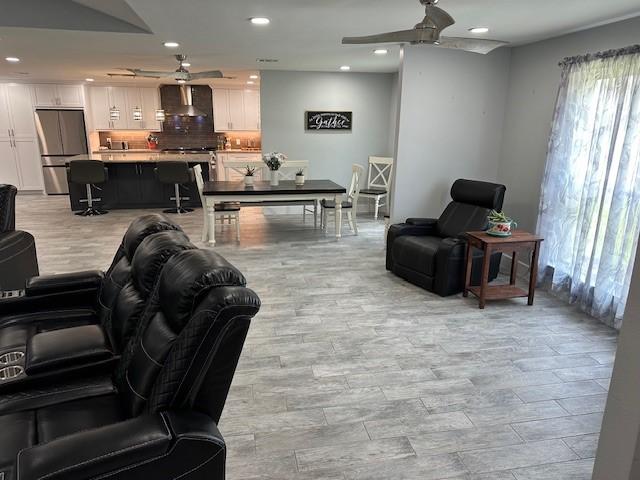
[387,179,506,296]
[1,213,182,318]
[0,184,39,291]
[0,248,260,480]
[0,230,195,391]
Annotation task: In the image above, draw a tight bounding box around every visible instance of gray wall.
[498,16,640,231]
[261,70,396,191]
[391,45,511,222]
[594,234,640,479]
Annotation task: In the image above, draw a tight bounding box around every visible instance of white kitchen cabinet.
[0,87,12,141]
[140,88,162,131]
[0,140,20,186]
[213,88,261,132]
[0,84,43,191]
[32,84,83,108]
[88,86,161,131]
[7,84,37,138]
[56,85,84,107]
[228,90,245,131]
[89,87,111,131]
[213,89,231,132]
[13,138,43,190]
[243,89,261,131]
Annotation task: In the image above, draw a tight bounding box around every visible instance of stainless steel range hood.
[161,85,207,117]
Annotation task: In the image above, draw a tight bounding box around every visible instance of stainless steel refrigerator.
[35,109,88,194]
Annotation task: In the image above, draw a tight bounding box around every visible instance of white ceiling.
[1,0,639,85]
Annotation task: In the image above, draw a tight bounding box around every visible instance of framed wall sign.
[305,111,352,131]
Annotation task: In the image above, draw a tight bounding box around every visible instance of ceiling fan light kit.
[341,0,508,55]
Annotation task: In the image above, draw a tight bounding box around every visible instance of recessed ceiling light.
[374,49,388,55]
[249,74,259,79]
[340,65,351,71]
[181,62,191,67]
[85,78,94,82]
[163,41,180,48]
[177,79,186,84]
[469,27,489,34]
[5,57,20,63]
[247,81,255,85]
[250,17,270,25]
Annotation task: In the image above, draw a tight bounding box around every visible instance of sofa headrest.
[122,214,183,260]
[158,249,247,330]
[131,231,195,296]
[450,179,506,210]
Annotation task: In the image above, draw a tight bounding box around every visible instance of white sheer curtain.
[537,47,640,329]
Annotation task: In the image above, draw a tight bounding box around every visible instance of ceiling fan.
[108,55,226,81]
[342,0,508,55]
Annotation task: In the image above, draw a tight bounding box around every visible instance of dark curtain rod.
[559,44,640,67]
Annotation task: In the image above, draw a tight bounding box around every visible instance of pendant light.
[132,106,143,121]
[109,106,120,121]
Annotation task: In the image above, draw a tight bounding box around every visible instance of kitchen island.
[66,154,211,211]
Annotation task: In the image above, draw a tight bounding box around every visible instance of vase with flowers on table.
[263,152,286,186]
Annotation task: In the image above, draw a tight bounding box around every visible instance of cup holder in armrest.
[0,366,24,381]
[0,352,24,366]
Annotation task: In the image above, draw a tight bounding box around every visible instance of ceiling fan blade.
[189,70,224,80]
[342,29,435,45]
[437,36,508,54]
[128,69,174,78]
[107,73,138,78]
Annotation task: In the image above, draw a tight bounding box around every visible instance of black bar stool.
[67,160,108,216]
[155,161,194,214]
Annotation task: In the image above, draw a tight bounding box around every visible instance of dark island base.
[67,162,210,211]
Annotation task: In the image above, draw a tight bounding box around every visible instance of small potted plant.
[295,169,305,186]
[487,210,517,237]
[244,166,256,187]
[263,152,287,186]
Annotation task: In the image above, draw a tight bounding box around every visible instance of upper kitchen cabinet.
[243,89,261,131]
[32,84,84,108]
[140,88,162,131]
[213,88,260,132]
[88,86,161,131]
[0,84,43,191]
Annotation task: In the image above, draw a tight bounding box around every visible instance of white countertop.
[72,153,214,163]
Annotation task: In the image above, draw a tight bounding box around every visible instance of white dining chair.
[320,164,364,235]
[360,156,394,220]
[274,160,317,223]
[193,164,241,243]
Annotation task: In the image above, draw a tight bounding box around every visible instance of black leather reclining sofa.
[0,184,39,291]
[387,179,506,296]
[0,214,261,480]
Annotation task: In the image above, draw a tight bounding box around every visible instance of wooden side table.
[463,230,544,309]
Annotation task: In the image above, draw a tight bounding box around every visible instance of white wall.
[391,45,511,222]
[498,16,640,231]
[261,70,396,191]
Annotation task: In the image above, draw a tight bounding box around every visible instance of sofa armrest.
[25,270,104,297]
[437,237,467,259]
[16,411,225,480]
[25,324,113,375]
[405,218,438,228]
[386,221,440,271]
